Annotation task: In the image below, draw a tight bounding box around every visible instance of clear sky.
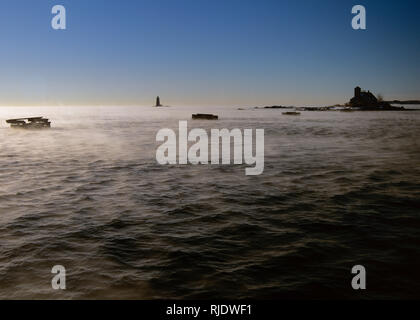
[0,0,419,106]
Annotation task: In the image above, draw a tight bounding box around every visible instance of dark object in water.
[282,111,301,115]
[192,114,218,120]
[6,117,51,129]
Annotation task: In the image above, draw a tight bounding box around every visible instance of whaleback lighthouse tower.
[155,96,162,107]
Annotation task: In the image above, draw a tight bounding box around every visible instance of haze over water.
[0,105,419,299]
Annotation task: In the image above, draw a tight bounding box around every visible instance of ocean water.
[0,105,419,299]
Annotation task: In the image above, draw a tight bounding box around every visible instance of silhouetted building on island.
[155,96,162,107]
[350,86,378,107]
[349,86,393,109]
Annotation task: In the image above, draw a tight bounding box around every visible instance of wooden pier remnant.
[6,117,51,129]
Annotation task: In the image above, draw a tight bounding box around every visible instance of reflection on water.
[0,105,419,299]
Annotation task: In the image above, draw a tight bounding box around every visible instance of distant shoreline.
[385,100,420,105]
[238,105,420,112]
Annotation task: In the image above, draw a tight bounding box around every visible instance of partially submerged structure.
[192,114,218,120]
[6,117,51,129]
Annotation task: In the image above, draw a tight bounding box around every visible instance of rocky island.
[239,86,418,112]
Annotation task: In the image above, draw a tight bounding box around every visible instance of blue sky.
[0,0,419,106]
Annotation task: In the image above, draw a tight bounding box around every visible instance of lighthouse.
[155,96,162,107]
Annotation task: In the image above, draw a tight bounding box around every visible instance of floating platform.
[6,117,51,129]
[192,114,218,120]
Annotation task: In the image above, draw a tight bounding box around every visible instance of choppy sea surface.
[0,105,419,299]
